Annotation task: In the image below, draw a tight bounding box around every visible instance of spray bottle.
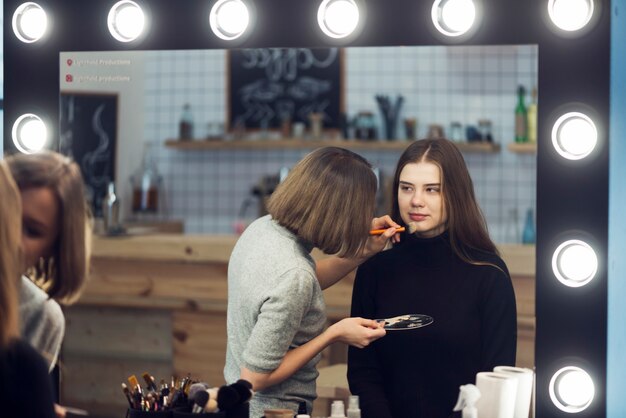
[452,384,481,418]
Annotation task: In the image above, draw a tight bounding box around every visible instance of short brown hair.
[391,138,498,261]
[0,161,22,346]
[6,151,92,304]
[267,147,377,258]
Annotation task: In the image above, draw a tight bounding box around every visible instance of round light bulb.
[12,2,48,43]
[551,112,598,160]
[108,0,145,42]
[549,366,595,412]
[552,239,598,287]
[432,0,476,37]
[318,0,360,39]
[548,0,594,32]
[11,114,48,154]
[210,0,250,41]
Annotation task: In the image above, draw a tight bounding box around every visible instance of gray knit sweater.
[224,215,326,418]
[19,276,65,372]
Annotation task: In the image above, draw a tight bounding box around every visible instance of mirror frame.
[2,0,611,416]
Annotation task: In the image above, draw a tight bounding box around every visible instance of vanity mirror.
[2,0,611,417]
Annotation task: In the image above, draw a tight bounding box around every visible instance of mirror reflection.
[58,44,537,417]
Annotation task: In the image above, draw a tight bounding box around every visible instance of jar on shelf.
[478,119,493,142]
[427,124,444,139]
[130,143,163,215]
[179,103,194,140]
[308,112,323,139]
[449,121,463,142]
[354,111,377,141]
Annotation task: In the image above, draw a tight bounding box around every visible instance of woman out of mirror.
[0,160,57,418]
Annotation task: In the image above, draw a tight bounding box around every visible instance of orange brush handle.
[369,226,405,235]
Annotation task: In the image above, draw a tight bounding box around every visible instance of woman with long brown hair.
[348,138,517,418]
[0,161,56,418]
[6,151,91,371]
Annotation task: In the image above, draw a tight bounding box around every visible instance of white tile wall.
[144,45,537,243]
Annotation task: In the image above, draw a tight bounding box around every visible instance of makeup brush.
[121,383,134,408]
[369,227,405,235]
[142,372,158,392]
[217,384,240,411]
[192,390,210,414]
[188,382,210,407]
[369,222,418,235]
[233,379,253,402]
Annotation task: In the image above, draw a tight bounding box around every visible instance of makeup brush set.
[123,372,252,418]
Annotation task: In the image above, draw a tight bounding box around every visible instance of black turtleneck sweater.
[347,232,517,418]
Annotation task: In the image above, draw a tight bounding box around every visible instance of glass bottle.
[515,85,528,143]
[130,143,162,214]
[522,208,536,244]
[102,181,120,234]
[527,86,538,143]
[354,112,376,141]
[179,103,194,140]
[504,208,520,243]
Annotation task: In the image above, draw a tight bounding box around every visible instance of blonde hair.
[0,161,22,346]
[267,147,377,258]
[6,151,91,304]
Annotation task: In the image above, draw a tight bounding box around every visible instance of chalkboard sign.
[228,48,343,131]
[59,92,118,217]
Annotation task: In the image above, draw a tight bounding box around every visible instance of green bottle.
[515,85,528,143]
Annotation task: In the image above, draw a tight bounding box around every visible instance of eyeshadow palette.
[375,314,434,331]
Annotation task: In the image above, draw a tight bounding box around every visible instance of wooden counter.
[61,234,535,417]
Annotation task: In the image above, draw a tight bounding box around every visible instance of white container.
[347,395,361,418]
[330,400,346,418]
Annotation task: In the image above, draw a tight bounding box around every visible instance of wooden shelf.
[508,142,537,154]
[164,139,501,153]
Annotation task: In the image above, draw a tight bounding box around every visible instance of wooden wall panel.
[173,311,229,386]
[61,307,173,418]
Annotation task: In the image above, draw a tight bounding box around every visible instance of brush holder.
[172,406,226,417]
[126,409,172,418]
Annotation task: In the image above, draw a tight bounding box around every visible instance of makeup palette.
[375,314,434,331]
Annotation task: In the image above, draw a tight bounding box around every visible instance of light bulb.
[12,2,47,43]
[549,366,595,412]
[318,0,360,39]
[552,239,598,287]
[210,0,250,41]
[12,114,48,154]
[551,112,598,160]
[548,0,594,32]
[432,0,476,37]
[108,0,146,42]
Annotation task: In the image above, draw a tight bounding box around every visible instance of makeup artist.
[225,147,401,418]
[0,161,57,418]
[348,138,517,418]
[6,151,91,372]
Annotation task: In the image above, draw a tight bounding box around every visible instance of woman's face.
[397,161,447,238]
[20,187,61,269]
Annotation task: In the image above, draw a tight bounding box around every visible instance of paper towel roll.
[475,371,518,418]
[494,366,534,418]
